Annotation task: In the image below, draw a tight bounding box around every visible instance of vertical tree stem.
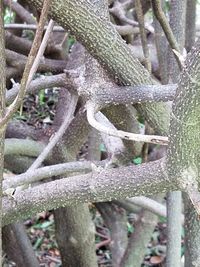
[0,0,6,265]
[166,1,186,267]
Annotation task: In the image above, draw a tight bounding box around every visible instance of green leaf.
[39,89,45,105]
[34,220,54,229]
[127,222,134,233]
[133,157,142,165]
[99,143,106,152]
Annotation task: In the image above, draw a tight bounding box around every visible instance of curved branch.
[6,73,68,105]
[86,101,168,145]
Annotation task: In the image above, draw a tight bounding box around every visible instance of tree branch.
[3,0,36,24]
[167,38,200,216]
[4,138,45,157]
[92,83,177,107]
[86,102,168,145]
[3,160,106,190]
[151,0,182,68]
[0,0,51,127]
[6,73,68,105]
[3,159,178,226]
[0,0,6,263]
[27,94,77,170]
[25,0,171,136]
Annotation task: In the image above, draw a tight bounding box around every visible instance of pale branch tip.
[86,101,168,145]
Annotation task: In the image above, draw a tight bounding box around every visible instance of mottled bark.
[166,1,186,266]
[3,158,178,226]
[167,39,200,266]
[168,0,186,82]
[25,0,170,136]
[120,208,158,267]
[51,46,96,266]
[54,205,96,267]
[153,0,168,84]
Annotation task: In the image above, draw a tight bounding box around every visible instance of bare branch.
[3,160,106,190]
[120,207,158,267]
[0,0,6,263]
[3,159,178,226]
[93,83,177,107]
[151,0,182,68]
[5,23,64,31]
[6,49,67,77]
[5,23,138,36]
[3,0,36,24]
[25,0,171,136]
[86,101,168,145]
[135,0,151,72]
[0,0,51,127]
[6,73,68,105]
[3,223,40,267]
[26,19,54,85]
[109,0,153,33]
[27,94,77,170]
[95,112,128,164]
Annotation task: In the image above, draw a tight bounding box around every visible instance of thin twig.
[135,0,151,73]
[0,0,51,128]
[27,19,54,85]
[27,94,78,171]
[3,160,106,190]
[86,101,168,145]
[4,23,138,36]
[151,0,182,68]
[135,0,151,161]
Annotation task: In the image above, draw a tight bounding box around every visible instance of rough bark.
[167,38,200,266]
[153,0,168,84]
[166,1,186,266]
[3,158,178,226]
[25,0,170,136]
[168,0,186,83]
[51,50,96,266]
[120,208,158,267]
[54,205,96,267]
